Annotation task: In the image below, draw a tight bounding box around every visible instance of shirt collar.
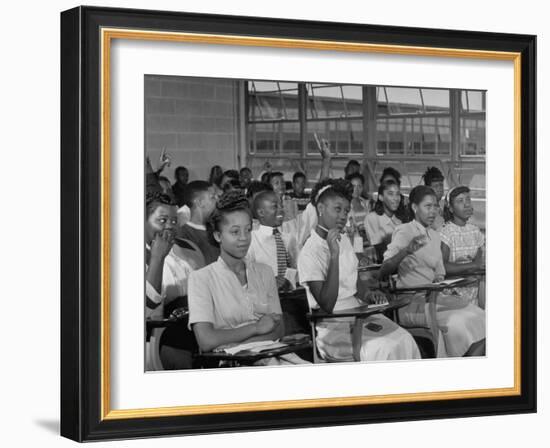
[257,224,280,235]
[186,221,206,231]
[412,219,431,237]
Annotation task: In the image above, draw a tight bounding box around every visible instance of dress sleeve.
[187,270,215,327]
[297,244,326,283]
[365,212,381,245]
[383,225,410,260]
[439,225,451,248]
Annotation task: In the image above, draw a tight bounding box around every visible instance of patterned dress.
[439,221,485,306]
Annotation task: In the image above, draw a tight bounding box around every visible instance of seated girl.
[145,192,199,369]
[365,179,408,260]
[379,185,486,358]
[297,179,421,362]
[346,172,372,230]
[439,186,486,308]
[188,191,306,365]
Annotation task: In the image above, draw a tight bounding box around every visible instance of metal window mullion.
[299,83,308,162]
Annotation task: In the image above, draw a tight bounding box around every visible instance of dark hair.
[145,191,175,218]
[346,172,365,185]
[379,167,402,186]
[374,180,399,215]
[443,185,471,222]
[269,171,284,182]
[251,190,277,219]
[422,166,445,186]
[293,171,306,183]
[206,191,252,246]
[260,172,270,184]
[222,178,243,192]
[345,159,361,174]
[239,167,252,175]
[175,166,188,177]
[182,180,212,208]
[246,180,273,200]
[222,169,239,180]
[310,178,353,208]
[373,180,410,222]
[209,165,223,186]
[408,185,437,218]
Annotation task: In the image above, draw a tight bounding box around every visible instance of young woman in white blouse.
[365,179,407,260]
[297,179,420,362]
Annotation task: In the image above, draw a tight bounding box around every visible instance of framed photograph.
[60,5,536,442]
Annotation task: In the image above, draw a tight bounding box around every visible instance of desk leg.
[352,318,366,362]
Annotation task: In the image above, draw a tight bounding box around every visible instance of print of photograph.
[144,75,486,371]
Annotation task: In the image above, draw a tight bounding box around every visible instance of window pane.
[307,83,363,119]
[384,87,423,114]
[248,81,299,121]
[306,119,363,155]
[421,89,449,113]
[461,90,485,113]
[460,117,486,155]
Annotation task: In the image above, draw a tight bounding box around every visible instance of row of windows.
[247,82,486,157]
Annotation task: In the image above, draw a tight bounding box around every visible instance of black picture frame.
[60,5,536,442]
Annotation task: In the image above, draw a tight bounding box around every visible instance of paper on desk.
[437,278,464,286]
[220,340,286,355]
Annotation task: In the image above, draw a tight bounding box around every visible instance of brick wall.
[145,75,240,183]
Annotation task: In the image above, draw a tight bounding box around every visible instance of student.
[289,171,310,212]
[145,192,198,369]
[239,167,253,191]
[208,165,223,187]
[188,192,306,365]
[422,166,446,230]
[344,159,361,177]
[365,180,404,259]
[377,166,409,210]
[220,169,240,191]
[440,186,485,307]
[345,173,371,231]
[297,179,420,362]
[178,181,220,265]
[172,166,189,207]
[248,190,298,292]
[222,178,243,193]
[269,171,298,221]
[158,175,175,202]
[379,185,486,357]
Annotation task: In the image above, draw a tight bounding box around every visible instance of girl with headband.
[440,185,486,307]
[297,179,420,362]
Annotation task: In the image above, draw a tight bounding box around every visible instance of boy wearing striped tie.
[247,190,299,292]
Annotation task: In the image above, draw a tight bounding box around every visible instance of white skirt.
[398,293,486,357]
[315,314,421,362]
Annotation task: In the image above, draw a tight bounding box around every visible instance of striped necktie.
[273,227,288,277]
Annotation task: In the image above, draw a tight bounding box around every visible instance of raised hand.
[364,291,389,305]
[406,235,428,255]
[158,148,171,171]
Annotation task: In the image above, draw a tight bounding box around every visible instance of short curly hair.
[145,191,175,218]
[206,191,252,246]
[422,166,445,186]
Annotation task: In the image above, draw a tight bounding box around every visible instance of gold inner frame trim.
[100,28,522,421]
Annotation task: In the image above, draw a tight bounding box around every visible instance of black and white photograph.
[144,76,487,371]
